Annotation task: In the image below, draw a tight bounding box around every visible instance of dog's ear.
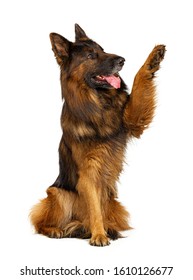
[49,33,71,65]
[75,24,88,41]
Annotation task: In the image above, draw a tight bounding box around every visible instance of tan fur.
[30,24,165,246]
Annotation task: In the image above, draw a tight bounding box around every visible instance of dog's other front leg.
[123,45,166,138]
[77,163,110,246]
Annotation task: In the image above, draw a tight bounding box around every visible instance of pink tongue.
[103,75,121,89]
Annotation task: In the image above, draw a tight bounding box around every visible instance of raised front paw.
[146,45,166,74]
[89,234,110,246]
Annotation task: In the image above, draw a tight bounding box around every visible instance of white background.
[0,0,193,279]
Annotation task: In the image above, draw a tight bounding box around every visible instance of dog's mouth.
[92,73,121,89]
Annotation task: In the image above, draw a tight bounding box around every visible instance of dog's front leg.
[77,164,110,246]
[123,45,166,138]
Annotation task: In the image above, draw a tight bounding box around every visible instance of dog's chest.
[71,132,127,176]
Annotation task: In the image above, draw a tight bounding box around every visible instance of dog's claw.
[89,234,110,246]
[146,45,166,72]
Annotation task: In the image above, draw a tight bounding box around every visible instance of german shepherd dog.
[30,24,165,246]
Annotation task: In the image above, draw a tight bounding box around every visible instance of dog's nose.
[117,57,125,67]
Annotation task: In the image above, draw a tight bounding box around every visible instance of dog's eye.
[87,53,93,59]
[87,53,97,59]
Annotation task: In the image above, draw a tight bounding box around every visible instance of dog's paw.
[146,45,166,74]
[39,227,65,238]
[89,234,110,246]
[49,228,65,238]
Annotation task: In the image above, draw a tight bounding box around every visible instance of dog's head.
[50,24,125,90]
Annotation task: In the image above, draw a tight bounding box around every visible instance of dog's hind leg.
[30,187,75,238]
[63,220,91,239]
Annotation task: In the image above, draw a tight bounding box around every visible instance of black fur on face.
[71,39,126,90]
[50,24,126,91]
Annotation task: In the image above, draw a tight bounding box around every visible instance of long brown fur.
[30,24,165,246]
